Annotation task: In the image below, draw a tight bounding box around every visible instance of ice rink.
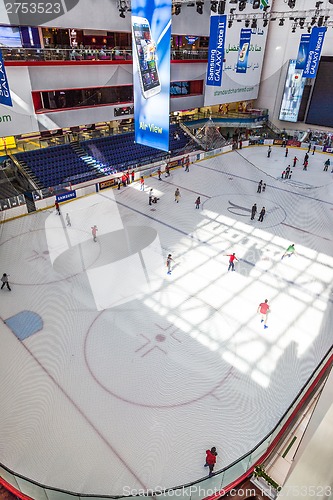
[1,145,333,496]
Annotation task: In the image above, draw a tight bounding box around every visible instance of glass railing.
[0,342,331,500]
[1,47,208,62]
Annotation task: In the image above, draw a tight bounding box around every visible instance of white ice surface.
[0,146,333,495]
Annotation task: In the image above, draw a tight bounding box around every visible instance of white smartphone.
[132,16,161,99]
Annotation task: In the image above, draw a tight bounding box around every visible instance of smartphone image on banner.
[132,16,161,99]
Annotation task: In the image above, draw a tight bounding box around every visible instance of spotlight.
[228,19,233,28]
[263,13,268,27]
[174,3,181,14]
[291,23,297,32]
[119,9,125,17]
[279,18,285,26]
[307,25,312,33]
[317,15,324,26]
[196,0,204,14]
[299,17,305,28]
[210,0,218,12]
[311,16,317,25]
[288,0,296,8]
[251,17,257,29]
[315,1,323,8]
[239,0,246,11]
[244,17,250,27]
[218,0,226,14]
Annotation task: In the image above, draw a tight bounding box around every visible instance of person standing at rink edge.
[55,200,60,215]
[204,447,218,477]
[91,225,98,242]
[258,299,269,329]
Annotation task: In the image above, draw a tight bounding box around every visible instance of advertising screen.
[132,0,171,152]
[204,3,269,106]
[306,57,333,128]
[279,59,306,123]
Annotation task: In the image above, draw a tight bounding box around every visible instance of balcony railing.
[1,47,208,62]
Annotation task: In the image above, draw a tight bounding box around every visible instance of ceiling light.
[279,18,285,26]
[174,3,181,14]
[239,0,246,11]
[291,23,297,32]
[251,17,257,29]
[218,0,226,14]
[210,1,218,12]
[196,1,204,14]
[317,15,324,26]
[288,0,296,8]
[244,17,250,27]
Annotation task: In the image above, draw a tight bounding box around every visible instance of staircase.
[70,141,110,176]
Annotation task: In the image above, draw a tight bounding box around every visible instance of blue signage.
[185,36,198,44]
[295,34,311,70]
[236,29,252,73]
[56,190,76,202]
[206,15,227,87]
[303,27,326,79]
[132,0,171,152]
[0,50,13,107]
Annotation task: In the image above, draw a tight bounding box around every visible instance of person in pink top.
[257,299,270,329]
[91,225,98,242]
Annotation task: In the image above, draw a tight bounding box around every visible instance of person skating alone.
[204,447,218,477]
[55,200,61,215]
[185,155,190,172]
[140,176,145,191]
[66,213,71,227]
[257,180,263,193]
[251,203,257,220]
[282,243,296,259]
[149,188,153,206]
[225,253,238,271]
[195,196,201,209]
[324,159,330,171]
[258,206,266,222]
[312,145,316,155]
[166,254,174,275]
[303,153,309,165]
[285,147,289,157]
[257,299,269,329]
[267,145,272,158]
[165,164,170,177]
[91,225,98,242]
[175,188,181,203]
[158,168,162,180]
[1,273,11,291]
[292,156,298,168]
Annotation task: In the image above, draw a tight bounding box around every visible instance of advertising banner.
[279,60,306,123]
[0,50,13,107]
[236,29,252,74]
[204,12,269,106]
[132,0,171,152]
[303,27,327,79]
[206,15,227,87]
[295,34,311,70]
[56,190,76,203]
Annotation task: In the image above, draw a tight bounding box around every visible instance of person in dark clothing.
[149,189,153,206]
[292,156,298,168]
[285,147,288,157]
[267,145,272,158]
[303,153,309,165]
[312,145,316,155]
[55,200,60,215]
[251,203,257,220]
[257,180,263,193]
[204,447,217,477]
[1,273,11,291]
[195,196,201,209]
[258,206,266,222]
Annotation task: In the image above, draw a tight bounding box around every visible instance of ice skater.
[312,145,316,155]
[195,196,201,209]
[267,145,272,158]
[324,159,330,171]
[185,155,190,172]
[303,153,309,165]
[158,168,162,180]
[140,176,145,191]
[165,164,170,177]
[91,225,98,242]
[262,183,266,192]
[66,213,71,227]
[258,206,266,222]
[292,156,298,168]
[225,252,238,271]
[1,273,11,291]
[257,180,263,193]
[282,243,296,259]
[166,254,174,275]
[175,188,181,203]
[55,200,60,215]
[204,447,217,477]
[257,299,269,329]
[285,147,289,157]
[303,160,308,171]
[251,203,257,220]
[149,188,153,206]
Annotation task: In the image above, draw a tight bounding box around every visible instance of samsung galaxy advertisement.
[204,6,269,106]
[295,34,311,70]
[236,29,252,73]
[206,15,227,87]
[279,60,306,123]
[132,0,171,152]
[0,50,13,107]
[303,27,327,79]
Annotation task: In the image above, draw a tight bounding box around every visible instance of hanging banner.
[303,27,327,78]
[132,0,171,152]
[0,50,13,107]
[206,15,227,87]
[279,60,306,122]
[295,33,311,70]
[236,29,252,73]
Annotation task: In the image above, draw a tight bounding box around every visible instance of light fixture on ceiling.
[279,18,285,26]
[196,0,204,14]
[210,0,218,12]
